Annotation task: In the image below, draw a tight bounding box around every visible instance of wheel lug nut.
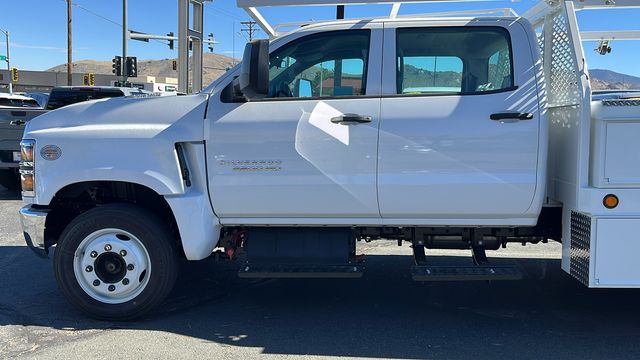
[120,250,127,256]
[90,251,98,258]
[127,264,134,271]
[93,280,100,286]
[104,244,112,252]
[122,278,130,285]
[85,265,93,272]
[108,285,115,292]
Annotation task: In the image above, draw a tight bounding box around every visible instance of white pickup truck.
[18,0,640,320]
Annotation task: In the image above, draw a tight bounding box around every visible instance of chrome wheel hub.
[73,228,151,304]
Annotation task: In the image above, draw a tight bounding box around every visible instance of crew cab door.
[378,20,544,223]
[206,25,383,221]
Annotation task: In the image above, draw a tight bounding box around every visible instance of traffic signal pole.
[67,0,72,86]
[122,0,128,83]
[1,29,11,94]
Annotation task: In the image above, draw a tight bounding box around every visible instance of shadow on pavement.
[2,245,640,359]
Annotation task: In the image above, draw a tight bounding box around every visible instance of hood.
[24,94,209,142]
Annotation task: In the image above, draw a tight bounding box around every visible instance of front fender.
[33,137,186,205]
[23,94,208,205]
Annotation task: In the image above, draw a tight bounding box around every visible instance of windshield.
[46,89,125,110]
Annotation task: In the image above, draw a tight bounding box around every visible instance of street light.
[0,29,12,94]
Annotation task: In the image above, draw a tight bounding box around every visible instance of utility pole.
[0,29,11,94]
[122,0,128,83]
[67,0,72,86]
[240,21,258,42]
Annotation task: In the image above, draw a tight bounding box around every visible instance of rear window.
[0,98,41,107]
[46,88,125,110]
[396,27,514,95]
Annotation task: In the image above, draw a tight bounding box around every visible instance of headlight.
[20,140,35,197]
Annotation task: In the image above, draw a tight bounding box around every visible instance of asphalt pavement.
[2,185,640,359]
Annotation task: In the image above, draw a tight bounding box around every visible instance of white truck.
[18,0,640,320]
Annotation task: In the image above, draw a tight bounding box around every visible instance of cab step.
[411,265,523,281]
[238,264,364,279]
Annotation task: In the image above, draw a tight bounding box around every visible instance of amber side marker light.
[603,194,619,209]
[19,140,35,197]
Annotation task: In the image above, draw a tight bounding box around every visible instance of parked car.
[45,86,152,110]
[0,87,151,190]
[24,92,50,108]
[0,93,41,109]
[0,93,46,190]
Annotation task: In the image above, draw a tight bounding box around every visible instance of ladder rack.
[237,0,640,38]
[237,0,518,37]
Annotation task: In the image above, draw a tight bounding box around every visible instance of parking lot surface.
[2,185,640,359]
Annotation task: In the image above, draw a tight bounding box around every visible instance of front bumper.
[19,205,50,258]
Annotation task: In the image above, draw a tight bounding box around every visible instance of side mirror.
[238,39,269,99]
[294,79,313,98]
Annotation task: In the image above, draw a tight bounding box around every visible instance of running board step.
[238,264,364,279]
[411,265,523,281]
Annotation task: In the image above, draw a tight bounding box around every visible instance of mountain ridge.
[47,53,237,86]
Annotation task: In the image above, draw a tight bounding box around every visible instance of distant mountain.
[590,69,640,90]
[47,53,237,86]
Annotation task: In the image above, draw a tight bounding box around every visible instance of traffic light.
[112,56,122,76]
[83,74,90,86]
[126,56,137,77]
[89,73,95,86]
[208,33,215,52]
[167,32,174,50]
[10,68,18,82]
[172,60,177,71]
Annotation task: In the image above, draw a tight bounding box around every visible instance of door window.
[396,27,513,94]
[267,30,370,98]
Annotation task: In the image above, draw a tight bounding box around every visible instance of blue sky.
[1,0,639,77]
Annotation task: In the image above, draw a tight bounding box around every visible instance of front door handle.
[330,113,372,125]
[490,112,533,122]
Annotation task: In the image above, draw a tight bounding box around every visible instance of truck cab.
[207,17,545,226]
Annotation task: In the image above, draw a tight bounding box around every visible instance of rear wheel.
[54,204,179,320]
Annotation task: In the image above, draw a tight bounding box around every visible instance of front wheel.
[54,204,179,320]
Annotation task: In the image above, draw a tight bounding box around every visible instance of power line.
[59,0,119,27]
[75,2,122,27]
[60,0,166,47]
[205,5,245,21]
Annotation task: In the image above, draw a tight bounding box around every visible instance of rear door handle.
[490,112,533,122]
[330,114,372,125]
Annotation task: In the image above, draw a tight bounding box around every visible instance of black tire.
[53,203,179,320]
[0,169,20,191]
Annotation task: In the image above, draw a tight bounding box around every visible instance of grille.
[0,150,17,163]
[570,211,591,286]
